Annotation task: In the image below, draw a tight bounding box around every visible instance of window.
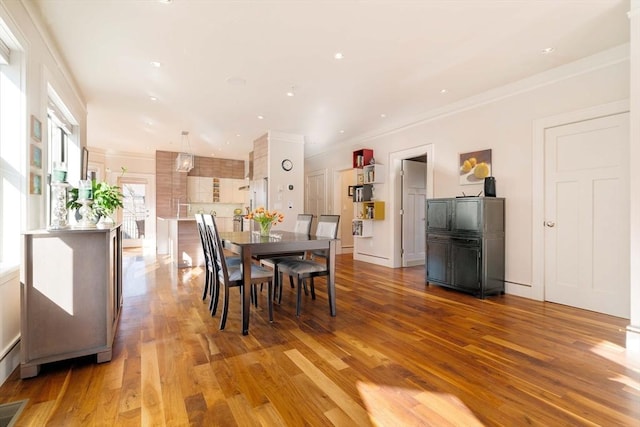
[0,31,23,270]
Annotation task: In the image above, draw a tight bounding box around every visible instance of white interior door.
[544,112,629,318]
[402,159,427,267]
[339,169,354,250]
[306,170,326,233]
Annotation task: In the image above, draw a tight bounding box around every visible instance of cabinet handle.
[545,221,555,227]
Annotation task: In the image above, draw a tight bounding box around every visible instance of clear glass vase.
[259,221,272,237]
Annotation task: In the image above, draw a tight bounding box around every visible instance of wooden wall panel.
[156,151,246,217]
[253,134,268,179]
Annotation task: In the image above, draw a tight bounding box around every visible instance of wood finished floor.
[1,249,638,426]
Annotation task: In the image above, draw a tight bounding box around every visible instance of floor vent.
[0,400,27,427]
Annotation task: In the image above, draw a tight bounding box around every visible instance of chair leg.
[296,275,303,317]
[273,265,280,303]
[202,269,210,301]
[267,280,274,322]
[209,275,220,316]
[219,282,230,330]
[278,272,284,303]
[310,277,316,300]
[252,284,258,308]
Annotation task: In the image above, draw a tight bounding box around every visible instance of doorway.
[118,174,155,251]
[305,169,327,234]
[337,169,355,252]
[389,145,434,268]
[402,157,427,266]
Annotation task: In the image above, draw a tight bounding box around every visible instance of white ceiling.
[32,0,630,161]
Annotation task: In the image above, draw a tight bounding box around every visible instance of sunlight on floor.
[590,340,640,374]
[356,381,483,426]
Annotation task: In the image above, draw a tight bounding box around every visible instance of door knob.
[545,221,555,227]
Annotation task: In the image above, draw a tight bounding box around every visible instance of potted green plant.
[67,179,124,224]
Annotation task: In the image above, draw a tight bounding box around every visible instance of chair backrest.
[203,215,231,284]
[315,215,340,239]
[294,214,313,234]
[195,214,212,267]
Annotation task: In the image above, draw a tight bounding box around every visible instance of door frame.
[117,172,156,251]
[389,144,434,268]
[531,99,629,301]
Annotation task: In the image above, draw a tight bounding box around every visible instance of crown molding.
[307,43,630,159]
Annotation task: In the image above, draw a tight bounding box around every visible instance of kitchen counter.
[157,216,240,267]
[157,217,203,268]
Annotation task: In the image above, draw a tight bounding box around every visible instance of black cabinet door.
[450,239,481,291]
[426,200,450,232]
[453,199,481,233]
[426,236,449,283]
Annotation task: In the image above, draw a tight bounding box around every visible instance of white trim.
[268,131,305,145]
[21,0,86,109]
[388,144,434,268]
[307,44,629,159]
[531,100,629,301]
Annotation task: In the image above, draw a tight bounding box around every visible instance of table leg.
[328,239,336,316]
[242,245,252,335]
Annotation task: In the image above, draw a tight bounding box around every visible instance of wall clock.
[281,159,293,171]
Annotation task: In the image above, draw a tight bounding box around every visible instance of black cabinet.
[425,197,504,298]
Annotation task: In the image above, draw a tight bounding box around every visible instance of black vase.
[484,176,496,197]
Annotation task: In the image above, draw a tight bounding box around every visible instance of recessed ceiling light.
[541,47,555,54]
[149,96,157,101]
[236,134,240,137]
[158,0,172,3]
[440,89,448,94]
[380,113,386,118]
[334,52,344,60]
[150,61,161,68]
[339,130,345,134]
[257,115,264,120]
[286,90,295,97]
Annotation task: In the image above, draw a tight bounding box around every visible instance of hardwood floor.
[1,249,638,426]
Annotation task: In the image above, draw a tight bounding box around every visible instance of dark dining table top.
[219,230,335,255]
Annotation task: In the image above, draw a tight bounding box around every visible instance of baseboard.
[626,325,640,367]
[0,338,20,386]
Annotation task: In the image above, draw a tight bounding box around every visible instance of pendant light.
[175,131,194,172]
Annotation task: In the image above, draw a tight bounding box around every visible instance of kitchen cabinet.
[187,177,214,203]
[425,197,505,298]
[20,225,122,378]
[219,178,245,203]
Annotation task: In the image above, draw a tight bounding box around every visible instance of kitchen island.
[157,217,202,268]
[157,216,236,268]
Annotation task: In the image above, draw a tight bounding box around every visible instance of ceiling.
[31,0,630,161]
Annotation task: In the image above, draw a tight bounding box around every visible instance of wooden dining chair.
[202,214,241,316]
[206,216,275,330]
[194,213,213,302]
[259,213,314,302]
[277,214,340,316]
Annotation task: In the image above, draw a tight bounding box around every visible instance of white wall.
[627,0,640,355]
[0,0,87,385]
[267,131,305,232]
[305,45,630,295]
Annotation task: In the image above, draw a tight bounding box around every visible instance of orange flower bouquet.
[245,206,284,236]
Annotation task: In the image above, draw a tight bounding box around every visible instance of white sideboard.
[20,225,123,378]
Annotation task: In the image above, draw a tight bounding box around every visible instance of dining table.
[219,230,337,335]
